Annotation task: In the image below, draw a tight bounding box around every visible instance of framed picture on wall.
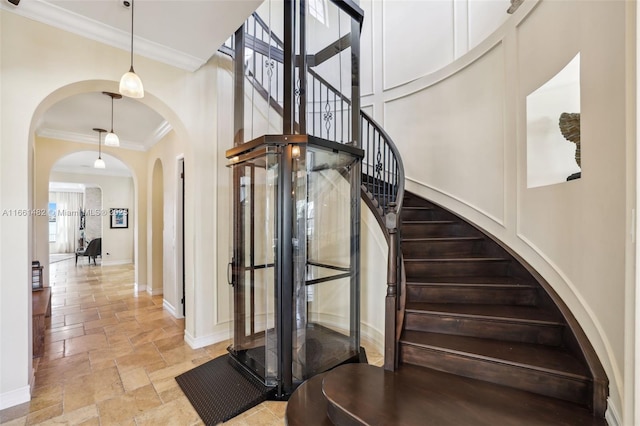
[110,208,128,229]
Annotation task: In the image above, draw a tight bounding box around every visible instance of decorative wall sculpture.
[559,112,581,180]
[507,0,525,14]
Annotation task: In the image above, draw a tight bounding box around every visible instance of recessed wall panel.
[468,0,511,50]
[385,45,505,222]
[382,0,455,90]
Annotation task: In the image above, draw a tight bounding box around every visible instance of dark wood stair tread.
[403,220,457,225]
[407,275,535,286]
[319,363,606,426]
[403,206,435,210]
[405,303,563,324]
[285,372,333,426]
[400,331,588,378]
[402,236,482,242]
[404,256,509,262]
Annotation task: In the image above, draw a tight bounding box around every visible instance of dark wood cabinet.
[32,287,51,358]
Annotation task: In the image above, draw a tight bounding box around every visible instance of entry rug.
[175,354,273,425]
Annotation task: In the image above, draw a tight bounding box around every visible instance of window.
[309,0,327,25]
[48,202,57,242]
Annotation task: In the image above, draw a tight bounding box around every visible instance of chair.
[76,238,101,265]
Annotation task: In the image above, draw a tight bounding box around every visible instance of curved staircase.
[285,191,609,425]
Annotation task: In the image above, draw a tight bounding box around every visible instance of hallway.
[0,260,299,425]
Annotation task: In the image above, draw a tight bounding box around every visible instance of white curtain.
[50,192,83,253]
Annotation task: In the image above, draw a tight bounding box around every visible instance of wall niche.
[526,53,581,188]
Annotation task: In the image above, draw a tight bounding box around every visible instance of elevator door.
[229,151,279,386]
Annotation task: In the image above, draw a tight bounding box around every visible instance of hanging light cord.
[129,0,135,71]
[110,97,115,133]
[98,131,102,158]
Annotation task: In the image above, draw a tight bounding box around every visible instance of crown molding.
[0,0,205,71]
[37,128,147,152]
[144,120,173,150]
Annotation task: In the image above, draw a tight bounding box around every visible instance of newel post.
[384,202,398,371]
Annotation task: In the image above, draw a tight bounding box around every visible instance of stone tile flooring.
[1,260,383,425]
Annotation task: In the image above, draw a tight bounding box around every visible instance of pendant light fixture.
[93,128,106,169]
[119,0,144,98]
[103,91,122,147]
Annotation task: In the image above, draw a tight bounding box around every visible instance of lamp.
[103,91,122,147]
[119,0,144,98]
[93,128,106,169]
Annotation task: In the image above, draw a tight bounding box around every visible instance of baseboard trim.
[101,259,133,266]
[146,287,163,296]
[0,385,30,410]
[605,399,621,426]
[184,327,231,349]
[134,282,147,293]
[360,322,384,354]
[163,299,182,318]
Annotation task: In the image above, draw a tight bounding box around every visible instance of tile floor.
[1,259,383,425]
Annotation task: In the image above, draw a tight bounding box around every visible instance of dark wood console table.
[32,287,51,358]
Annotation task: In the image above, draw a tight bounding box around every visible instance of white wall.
[359,0,634,423]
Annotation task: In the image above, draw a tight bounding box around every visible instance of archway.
[30,80,192,293]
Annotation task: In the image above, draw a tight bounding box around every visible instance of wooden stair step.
[402,221,480,238]
[405,303,561,323]
[402,236,484,257]
[407,278,538,305]
[404,303,564,345]
[405,257,511,277]
[301,363,606,426]
[403,196,435,208]
[285,372,333,426]
[407,275,532,285]
[402,206,453,221]
[400,331,587,377]
[399,331,591,406]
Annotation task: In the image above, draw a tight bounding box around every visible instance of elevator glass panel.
[229,149,279,386]
[291,145,360,381]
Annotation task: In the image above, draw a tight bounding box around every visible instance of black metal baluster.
[333,93,339,142]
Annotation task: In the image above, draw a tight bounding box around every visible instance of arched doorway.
[150,159,164,296]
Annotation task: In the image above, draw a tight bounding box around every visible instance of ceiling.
[1,0,262,176]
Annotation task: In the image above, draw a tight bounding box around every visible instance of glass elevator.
[225,0,365,397]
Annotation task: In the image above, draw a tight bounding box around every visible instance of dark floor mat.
[175,354,273,425]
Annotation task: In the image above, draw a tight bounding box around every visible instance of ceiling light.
[93,128,106,169]
[103,91,122,147]
[119,0,144,98]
